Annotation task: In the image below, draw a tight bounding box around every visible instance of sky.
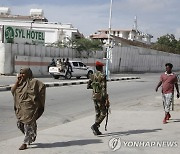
[0,0,180,42]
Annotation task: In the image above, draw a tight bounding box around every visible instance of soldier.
[87,61,109,135]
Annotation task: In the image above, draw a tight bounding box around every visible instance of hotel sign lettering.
[4,26,45,44]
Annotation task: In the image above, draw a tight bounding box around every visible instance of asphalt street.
[0,73,142,87]
[1,73,180,154]
[0,73,168,142]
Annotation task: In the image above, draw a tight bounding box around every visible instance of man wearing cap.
[87,61,109,135]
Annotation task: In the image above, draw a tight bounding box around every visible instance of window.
[72,62,78,67]
[79,62,84,67]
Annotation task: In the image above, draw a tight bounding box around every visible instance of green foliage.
[50,38,103,57]
[75,38,103,52]
[151,34,180,54]
[176,40,180,51]
[74,38,103,57]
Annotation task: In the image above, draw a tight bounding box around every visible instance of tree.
[49,38,103,57]
[74,38,103,57]
[157,34,177,48]
[176,39,180,52]
[151,34,180,54]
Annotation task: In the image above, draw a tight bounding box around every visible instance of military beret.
[96,61,104,66]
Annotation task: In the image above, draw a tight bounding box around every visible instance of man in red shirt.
[156,63,179,124]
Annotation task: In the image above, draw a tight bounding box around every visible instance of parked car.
[49,60,94,79]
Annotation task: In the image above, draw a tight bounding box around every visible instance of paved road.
[0,75,87,87]
[0,73,142,87]
[1,73,180,154]
[0,73,166,142]
[0,73,180,141]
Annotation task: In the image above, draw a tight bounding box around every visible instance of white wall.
[110,46,180,73]
[0,43,103,75]
[1,42,180,75]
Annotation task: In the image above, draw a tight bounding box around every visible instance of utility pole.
[105,0,113,80]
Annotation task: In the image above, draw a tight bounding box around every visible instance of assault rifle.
[104,75,110,131]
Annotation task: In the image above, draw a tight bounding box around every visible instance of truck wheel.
[87,71,93,79]
[65,72,72,79]
[53,75,60,79]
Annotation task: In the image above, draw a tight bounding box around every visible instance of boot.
[91,124,102,135]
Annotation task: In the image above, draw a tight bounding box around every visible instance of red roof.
[90,33,113,39]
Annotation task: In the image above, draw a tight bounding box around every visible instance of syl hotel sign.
[4,26,45,44]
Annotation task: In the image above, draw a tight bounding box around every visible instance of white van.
[49,60,94,79]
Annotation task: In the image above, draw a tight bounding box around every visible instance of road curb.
[0,77,140,92]
[0,86,12,92]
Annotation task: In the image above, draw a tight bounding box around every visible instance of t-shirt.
[160,72,178,94]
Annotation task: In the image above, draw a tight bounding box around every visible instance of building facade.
[90,16,153,46]
[0,7,83,46]
[90,29,153,46]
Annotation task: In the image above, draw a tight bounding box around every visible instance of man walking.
[87,61,109,135]
[11,68,46,150]
[155,63,179,124]
[65,58,73,72]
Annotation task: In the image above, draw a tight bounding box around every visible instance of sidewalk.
[0,110,180,154]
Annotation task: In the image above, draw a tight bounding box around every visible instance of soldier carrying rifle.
[87,61,110,135]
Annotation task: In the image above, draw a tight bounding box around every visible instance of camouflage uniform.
[88,69,107,135]
[91,71,107,124]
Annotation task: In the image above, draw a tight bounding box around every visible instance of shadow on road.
[169,119,180,123]
[31,139,103,149]
[100,128,162,137]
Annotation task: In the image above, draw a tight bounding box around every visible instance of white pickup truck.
[49,60,94,79]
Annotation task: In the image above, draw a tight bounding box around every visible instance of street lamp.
[105,0,113,80]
